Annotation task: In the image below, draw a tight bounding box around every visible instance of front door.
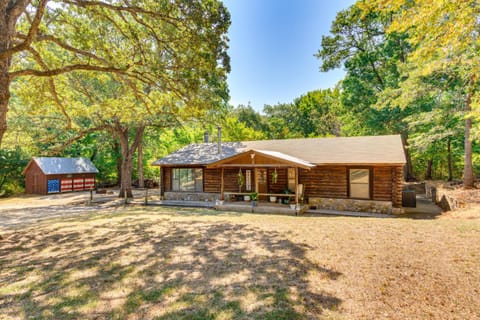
[255,168,267,199]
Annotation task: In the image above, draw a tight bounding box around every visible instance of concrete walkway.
[401,195,443,219]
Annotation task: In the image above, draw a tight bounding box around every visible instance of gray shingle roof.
[152,135,406,166]
[32,157,99,175]
[152,142,247,166]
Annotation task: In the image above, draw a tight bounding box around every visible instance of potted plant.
[282,189,293,204]
[271,168,278,184]
[250,192,258,206]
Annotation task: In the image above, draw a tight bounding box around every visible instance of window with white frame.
[349,168,370,199]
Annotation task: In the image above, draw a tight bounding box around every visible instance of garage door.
[61,179,73,192]
[84,177,95,190]
[73,178,85,191]
[47,179,60,193]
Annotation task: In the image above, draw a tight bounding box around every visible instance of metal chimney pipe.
[217,126,222,154]
[204,131,209,143]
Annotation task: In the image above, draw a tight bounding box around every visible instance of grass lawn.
[1,206,479,319]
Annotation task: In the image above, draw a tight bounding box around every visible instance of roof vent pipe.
[204,131,209,143]
[217,126,222,154]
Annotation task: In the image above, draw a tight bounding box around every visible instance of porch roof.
[206,149,316,169]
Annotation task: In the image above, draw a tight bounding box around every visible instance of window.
[245,170,252,191]
[172,168,203,192]
[349,169,370,199]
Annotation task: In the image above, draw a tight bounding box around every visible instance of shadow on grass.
[0,213,342,319]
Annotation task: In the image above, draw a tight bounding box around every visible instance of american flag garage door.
[84,177,95,189]
[73,178,85,191]
[47,179,60,193]
[61,179,73,192]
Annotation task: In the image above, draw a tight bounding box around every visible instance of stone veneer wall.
[164,191,220,202]
[309,197,393,214]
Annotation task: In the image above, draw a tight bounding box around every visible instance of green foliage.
[261,89,341,139]
[0,147,29,196]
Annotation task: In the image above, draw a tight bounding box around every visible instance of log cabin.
[152,133,406,214]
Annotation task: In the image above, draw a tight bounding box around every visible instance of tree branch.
[61,0,180,26]
[6,0,31,24]
[9,64,128,80]
[26,47,73,128]
[46,125,108,153]
[16,33,110,65]
[1,0,48,59]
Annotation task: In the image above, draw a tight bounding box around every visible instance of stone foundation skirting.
[308,197,393,214]
[164,191,220,202]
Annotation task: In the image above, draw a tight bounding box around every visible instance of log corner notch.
[392,166,403,207]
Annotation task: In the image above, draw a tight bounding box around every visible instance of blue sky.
[223,0,356,111]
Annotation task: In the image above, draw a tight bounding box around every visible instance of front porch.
[208,149,315,205]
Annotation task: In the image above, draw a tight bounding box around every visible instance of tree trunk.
[116,124,145,198]
[425,158,433,180]
[114,141,122,186]
[401,131,415,181]
[0,1,28,147]
[137,135,144,188]
[447,139,453,182]
[0,54,10,147]
[463,93,474,188]
[0,7,10,147]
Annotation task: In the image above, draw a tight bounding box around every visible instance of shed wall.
[25,160,96,195]
[25,161,47,195]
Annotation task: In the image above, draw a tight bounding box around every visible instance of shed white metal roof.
[28,157,99,175]
[152,135,406,166]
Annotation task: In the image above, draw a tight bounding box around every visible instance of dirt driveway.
[0,192,123,229]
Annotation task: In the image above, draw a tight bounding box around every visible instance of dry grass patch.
[0,206,479,319]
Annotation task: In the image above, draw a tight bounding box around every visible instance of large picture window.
[172,168,203,192]
[349,168,370,199]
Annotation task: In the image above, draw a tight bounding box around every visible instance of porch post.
[158,166,162,199]
[220,167,224,200]
[295,166,299,204]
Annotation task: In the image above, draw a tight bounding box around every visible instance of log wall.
[267,168,288,193]
[163,167,172,192]
[373,167,393,201]
[392,166,403,207]
[204,168,221,193]
[161,165,404,206]
[299,166,348,198]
